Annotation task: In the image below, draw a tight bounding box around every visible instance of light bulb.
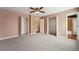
[35,11,39,14]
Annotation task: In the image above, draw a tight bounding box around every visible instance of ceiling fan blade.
[30,7,36,10]
[39,7,43,10]
[30,11,36,13]
[39,11,45,13]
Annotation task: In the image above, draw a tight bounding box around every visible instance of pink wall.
[0,8,26,39]
[46,8,79,37]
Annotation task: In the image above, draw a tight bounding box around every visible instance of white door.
[21,16,28,36]
[40,18,44,33]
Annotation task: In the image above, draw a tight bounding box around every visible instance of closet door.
[49,17,56,35]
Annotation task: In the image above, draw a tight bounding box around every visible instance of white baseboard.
[0,35,18,40]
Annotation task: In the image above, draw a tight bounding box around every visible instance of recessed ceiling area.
[1,7,75,16]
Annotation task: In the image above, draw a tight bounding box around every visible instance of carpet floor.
[0,33,79,51]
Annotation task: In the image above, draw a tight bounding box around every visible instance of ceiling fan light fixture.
[35,11,40,14]
[30,7,45,14]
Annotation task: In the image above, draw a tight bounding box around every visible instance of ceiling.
[1,7,75,16]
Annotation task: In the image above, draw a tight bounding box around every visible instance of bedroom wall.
[0,8,27,39]
[46,8,79,37]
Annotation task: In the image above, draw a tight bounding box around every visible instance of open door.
[67,14,77,40]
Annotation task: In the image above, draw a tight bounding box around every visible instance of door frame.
[66,12,79,38]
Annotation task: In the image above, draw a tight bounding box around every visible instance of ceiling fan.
[30,7,45,14]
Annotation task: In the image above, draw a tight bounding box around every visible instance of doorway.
[36,16,40,33]
[66,14,77,40]
[18,16,28,37]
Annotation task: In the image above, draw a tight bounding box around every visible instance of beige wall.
[46,8,79,37]
[0,8,27,39]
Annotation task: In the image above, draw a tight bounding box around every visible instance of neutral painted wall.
[46,8,79,37]
[0,8,27,39]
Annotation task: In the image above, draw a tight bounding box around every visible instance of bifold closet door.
[49,17,56,35]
